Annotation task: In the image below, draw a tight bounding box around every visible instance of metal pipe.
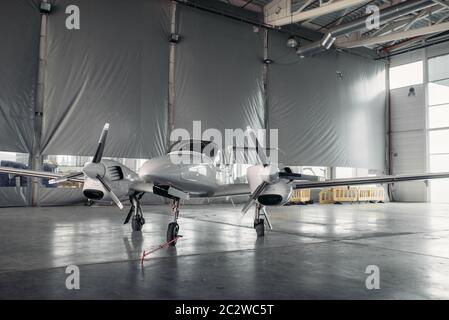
[296,0,436,57]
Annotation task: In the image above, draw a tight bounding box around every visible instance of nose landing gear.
[124,192,145,232]
[132,215,145,232]
[167,198,180,246]
[254,204,272,237]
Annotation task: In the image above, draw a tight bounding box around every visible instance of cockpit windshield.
[168,140,223,166]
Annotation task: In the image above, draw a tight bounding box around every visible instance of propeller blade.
[92,123,110,163]
[247,128,269,166]
[241,198,256,216]
[241,181,268,215]
[123,207,134,224]
[48,172,83,185]
[96,174,124,210]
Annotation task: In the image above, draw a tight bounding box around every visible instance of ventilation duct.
[296,0,436,57]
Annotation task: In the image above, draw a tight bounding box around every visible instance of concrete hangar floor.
[0,203,449,299]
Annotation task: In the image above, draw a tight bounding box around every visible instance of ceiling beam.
[432,0,449,9]
[366,4,446,37]
[380,12,449,51]
[264,0,371,26]
[223,0,262,12]
[337,20,449,47]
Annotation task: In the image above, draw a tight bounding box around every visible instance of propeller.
[240,130,316,215]
[124,207,134,225]
[241,129,275,215]
[241,181,268,215]
[93,123,109,163]
[96,174,123,210]
[48,172,84,184]
[48,123,124,210]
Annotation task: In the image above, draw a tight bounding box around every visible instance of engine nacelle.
[247,164,293,207]
[247,164,279,191]
[83,177,106,200]
[258,179,292,207]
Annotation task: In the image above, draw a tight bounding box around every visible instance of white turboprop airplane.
[2,123,449,246]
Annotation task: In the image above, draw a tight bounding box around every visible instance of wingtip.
[104,123,110,130]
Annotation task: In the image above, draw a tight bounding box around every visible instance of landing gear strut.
[124,193,145,232]
[167,198,180,246]
[254,204,273,237]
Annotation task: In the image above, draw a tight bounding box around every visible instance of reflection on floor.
[1,203,449,299]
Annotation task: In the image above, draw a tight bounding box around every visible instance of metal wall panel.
[390,84,427,202]
[390,85,426,132]
[39,188,85,206]
[0,0,40,153]
[390,131,427,202]
[0,188,29,207]
[41,0,169,158]
[174,5,265,137]
[427,41,449,59]
[268,32,386,170]
[390,49,425,67]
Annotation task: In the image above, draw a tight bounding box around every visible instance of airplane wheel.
[167,222,179,246]
[132,216,145,232]
[254,219,265,237]
[85,200,94,207]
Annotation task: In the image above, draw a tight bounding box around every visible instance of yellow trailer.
[288,188,312,205]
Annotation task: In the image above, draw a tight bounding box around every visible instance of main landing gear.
[167,198,180,246]
[124,192,145,232]
[124,193,181,246]
[254,204,273,237]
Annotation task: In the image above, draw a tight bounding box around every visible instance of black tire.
[167,222,179,246]
[254,219,265,237]
[131,216,145,232]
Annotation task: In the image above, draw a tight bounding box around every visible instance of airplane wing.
[0,166,84,184]
[209,183,251,198]
[292,172,449,189]
[130,181,251,198]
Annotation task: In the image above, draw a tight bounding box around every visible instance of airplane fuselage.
[138,151,219,196]
[85,153,291,208]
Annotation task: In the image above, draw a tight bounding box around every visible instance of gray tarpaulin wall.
[37,0,170,205]
[0,0,39,154]
[1,1,387,207]
[42,0,169,159]
[0,0,40,206]
[174,5,265,136]
[268,32,386,170]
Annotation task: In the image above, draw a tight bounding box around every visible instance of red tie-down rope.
[140,235,183,265]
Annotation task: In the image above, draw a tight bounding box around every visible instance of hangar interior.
[1,0,449,299]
